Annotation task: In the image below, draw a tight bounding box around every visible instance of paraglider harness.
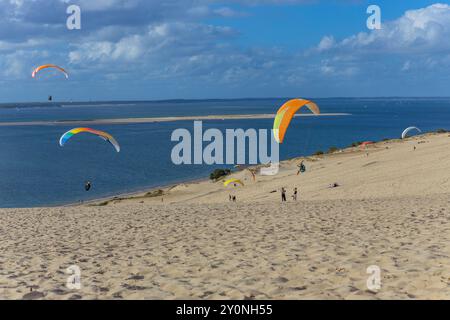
[297,162,306,173]
[299,163,306,173]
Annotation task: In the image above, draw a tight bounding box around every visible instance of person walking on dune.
[292,187,298,201]
[281,187,287,202]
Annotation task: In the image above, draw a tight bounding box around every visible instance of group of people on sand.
[280,187,298,202]
[279,161,303,202]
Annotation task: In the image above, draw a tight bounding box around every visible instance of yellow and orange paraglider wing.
[32,64,69,79]
[273,99,320,143]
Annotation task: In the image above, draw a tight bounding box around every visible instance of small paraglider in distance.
[401,127,421,139]
[223,178,244,188]
[48,95,53,101]
[360,141,374,149]
[360,141,374,157]
[32,64,69,79]
[224,178,243,202]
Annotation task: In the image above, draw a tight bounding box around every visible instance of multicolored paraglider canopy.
[32,64,69,79]
[59,128,120,152]
[224,179,244,187]
[273,99,320,144]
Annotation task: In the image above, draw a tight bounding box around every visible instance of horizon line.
[1,96,450,106]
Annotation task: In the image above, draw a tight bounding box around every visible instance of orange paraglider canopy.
[32,64,69,79]
[273,99,320,143]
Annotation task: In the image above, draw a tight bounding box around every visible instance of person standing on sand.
[292,188,298,201]
[249,169,256,182]
[281,187,287,202]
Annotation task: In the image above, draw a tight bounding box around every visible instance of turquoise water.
[0,98,449,207]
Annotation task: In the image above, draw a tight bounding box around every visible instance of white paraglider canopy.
[402,127,421,139]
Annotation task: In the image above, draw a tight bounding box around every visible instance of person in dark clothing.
[85,181,92,192]
[297,161,306,175]
[281,187,287,202]
[292,188,298,201]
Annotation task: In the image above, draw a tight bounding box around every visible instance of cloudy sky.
[0,0,449,102]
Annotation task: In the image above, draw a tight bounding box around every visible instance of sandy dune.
[1,133,450,300]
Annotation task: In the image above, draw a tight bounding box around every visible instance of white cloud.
[317,36,335,52]
[402,60,411,71]
[317,3,450,54]
[0,1,448,98]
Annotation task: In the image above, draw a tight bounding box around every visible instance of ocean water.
[0,98,449,208]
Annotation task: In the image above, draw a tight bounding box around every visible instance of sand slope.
[1,133,450,300]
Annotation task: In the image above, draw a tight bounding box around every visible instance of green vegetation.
[350,141,363,147]
[145,189,164,197]
[313,150,324,156]
[328,146,339,154]
[209,169,231,181]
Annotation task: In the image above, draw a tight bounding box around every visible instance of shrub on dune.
[328,146,339,154]
[210,169,231,181]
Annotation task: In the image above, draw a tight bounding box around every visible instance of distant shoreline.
[1,96,449,107]
[0,113,350,126]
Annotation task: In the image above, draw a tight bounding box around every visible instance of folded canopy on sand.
[273,99,320,144]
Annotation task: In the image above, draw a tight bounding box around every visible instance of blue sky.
[0,0,449,102]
